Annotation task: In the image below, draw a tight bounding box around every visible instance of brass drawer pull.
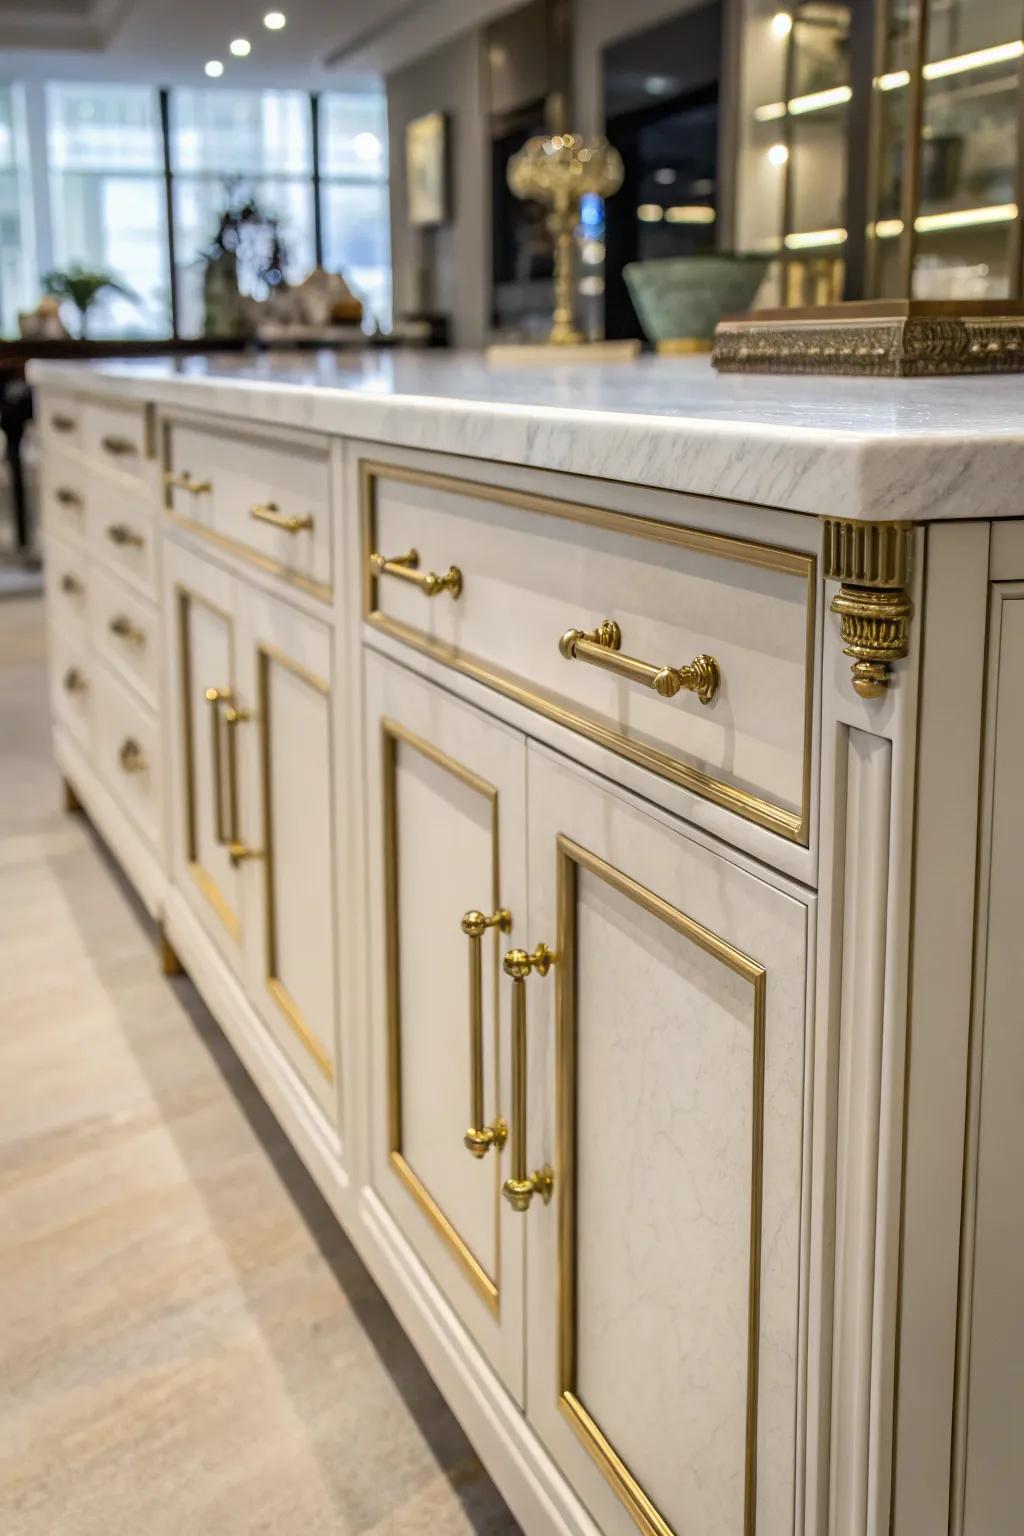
[559,619,720,705]
[102,433,138,457]
[55,487,82,508]
[250,501,314,534]
[205,686,259,865]
[109,613,146,646]
[63,667,87,693]
[106,522,144,548]
[461,908,512,1159]
[501,944,556,1212]
[370,547,462,599]
[51,413,77,433]
[118,737,147,773]
[205,687,233,845]
[165,470,212,496]
[60,573,84,595]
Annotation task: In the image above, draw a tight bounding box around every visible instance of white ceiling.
[0,0,521,87]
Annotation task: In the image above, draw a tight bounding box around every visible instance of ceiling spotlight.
[263,10,286,28]
[768,142,789,166]
[230,38,251,57]
[204,59,224,77]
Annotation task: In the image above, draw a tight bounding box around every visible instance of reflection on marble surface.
[29,350,1024,525]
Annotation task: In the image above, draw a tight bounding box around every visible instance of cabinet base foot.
[62,775,83,814]
[159,924,185,977]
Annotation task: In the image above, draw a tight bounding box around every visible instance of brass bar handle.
[109,613,146,646]
[461,908,511,1159]
[106,522,144,548]
[60,573,84,595]
[51,413,77,433]
[102,433,138,457]
[250,502,314,534]
[55,487,83,508]
[502,944,556,1212]
[559,619,720,705]
[164,470,212,496]
[223,703,260,868]
[205,687,232,845]
[370,548,463,599]
[118,737,147,773]
[63,667,87,693]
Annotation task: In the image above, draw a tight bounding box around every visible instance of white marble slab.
[28,350,1024,523]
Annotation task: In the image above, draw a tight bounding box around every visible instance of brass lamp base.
[712,299,1024,376]
[485,339,642,365]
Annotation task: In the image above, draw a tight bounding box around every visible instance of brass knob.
[63,667,87,693]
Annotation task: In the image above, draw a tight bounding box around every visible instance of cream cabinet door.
[235,587,340,1125]
[521,744,811,1536]
[364,650,527,1401]
[163,539,247,971]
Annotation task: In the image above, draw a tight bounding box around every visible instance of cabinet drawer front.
[524,746,811,1536]
[41,452,88,545]
[86,481,156,596]
[83,400,148,478]
[89,564,159,707]
[48,626,94,753]
[44,535,89,639]
[362,461,816,844]
[163,418,332,597]
[92,664,161,849]
[40,392,83,453]
[364,651,527,1401]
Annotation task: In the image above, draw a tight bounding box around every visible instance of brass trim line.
[257,645,333,1081]
[555,837,766,1536]
[361,459,815,845]
[381,716,503,1313]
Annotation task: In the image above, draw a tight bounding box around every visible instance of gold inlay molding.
[361,458,816,846]
[555,837,766,1536]
[822,519,915,698]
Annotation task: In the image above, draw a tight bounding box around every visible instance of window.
[0,85,34,338]
[170,88,315,337]
[46,83,171,337]
[319,91,391,329]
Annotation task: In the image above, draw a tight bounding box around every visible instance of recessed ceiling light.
[263,10,286,28]
[204,59,224,77]
[230,38,251,57]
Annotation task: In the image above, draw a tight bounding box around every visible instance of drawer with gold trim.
[44,533,89,640]
[161,414,332,601]
[41,451,88,545]
[82,399,149,481]
[48,626,94,755]
[361,458,817,845]
[86,478,156,597]
[89,562,160,709]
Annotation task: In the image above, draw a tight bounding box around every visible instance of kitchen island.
[28,351,1024,1536]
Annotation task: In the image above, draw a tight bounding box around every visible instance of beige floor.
[0,596,520,1536]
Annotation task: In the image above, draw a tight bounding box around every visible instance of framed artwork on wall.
[406,111,448,227]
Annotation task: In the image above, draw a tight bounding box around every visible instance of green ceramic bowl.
[623,255,770,346]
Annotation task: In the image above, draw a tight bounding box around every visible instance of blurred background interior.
[3,0,1023,577]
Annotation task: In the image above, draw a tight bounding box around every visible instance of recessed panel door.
[364,649,527,1401]
[522,743,811,1536]
[236,587,340,1125]
[163,539,245,969]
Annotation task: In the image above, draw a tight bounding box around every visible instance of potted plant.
[41,264,138,339]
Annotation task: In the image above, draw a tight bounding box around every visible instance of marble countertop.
[28,350,1024,523]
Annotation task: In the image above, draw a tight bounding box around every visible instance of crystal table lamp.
[506,133,624,347]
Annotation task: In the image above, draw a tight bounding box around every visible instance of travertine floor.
[0,596,520,1535]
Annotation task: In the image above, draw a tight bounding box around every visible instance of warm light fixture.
[754,100,787,122]
[637,204,664,222]
[877,69,911,91]
[788,84,852,115]
[874,218,904,239]
[263,10,286,29]
[665,205,716,224]
[230,38,251,57]
[916,202,1018,232]
[784,227,847,249]
[204,59,224,77]
[771,11,793,38]
[768,142,789,166]
[923,39,1023,80]
[653,167,677,185]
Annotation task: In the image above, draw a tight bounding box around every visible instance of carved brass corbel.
[822,519,914,699]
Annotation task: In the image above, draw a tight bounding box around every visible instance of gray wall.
[386,29,490,349]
